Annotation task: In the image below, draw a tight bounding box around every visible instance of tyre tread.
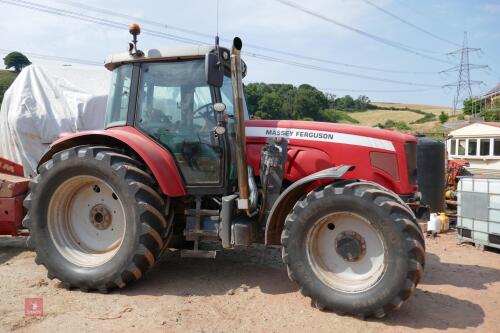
[25,145,172,292]
[281,181,425,318]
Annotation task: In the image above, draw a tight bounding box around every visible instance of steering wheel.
[193,103,214,121]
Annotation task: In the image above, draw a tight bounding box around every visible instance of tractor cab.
[104,41,248,194]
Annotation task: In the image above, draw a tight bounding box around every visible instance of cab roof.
[104,45,219,71]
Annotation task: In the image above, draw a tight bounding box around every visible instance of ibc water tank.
[416,137,445,213]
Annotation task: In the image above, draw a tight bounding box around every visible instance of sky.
[0,0,499,107]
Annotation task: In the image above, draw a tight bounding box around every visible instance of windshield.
[135,59,223,185]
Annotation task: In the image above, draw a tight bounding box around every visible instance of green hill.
[0,70,18,106]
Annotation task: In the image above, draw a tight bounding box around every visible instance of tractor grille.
[405,142,417,185]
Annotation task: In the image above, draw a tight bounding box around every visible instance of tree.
[383,119,410,131]
[482,99,500,122]
[243,82,369,121]
[462,98,473,115]
[292,84,328,119]
[324,92,336,109]
[334,95,355,110]
[353,95,370,111]
[3,52,31,72]
[439,111,449,124]
[394,122,410,131]
[257,92,283,119]
[0,70,18,105]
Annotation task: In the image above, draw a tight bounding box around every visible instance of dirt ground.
[0,231,499,333]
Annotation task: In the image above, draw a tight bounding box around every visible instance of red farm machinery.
[0,25,426,318]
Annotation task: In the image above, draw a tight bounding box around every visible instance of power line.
[360,0,461,47]
[239,81,437,93]
[0,48,438,92]
[0,48,101,66]
[1,0,205,45]
[248,52,441,87]
[0,0,441,87]
[363,0,500,82]
[473,50,500,81]
[319,87,436,93]
[273,0,453,64]
[392,0,430,19]
[49,0,439,75]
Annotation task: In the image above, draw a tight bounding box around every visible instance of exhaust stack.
[230,37,250,210]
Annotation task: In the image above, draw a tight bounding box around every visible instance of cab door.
[135,60,225,192]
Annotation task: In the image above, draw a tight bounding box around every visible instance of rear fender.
[265,165,353,245]
[38,127,186,197]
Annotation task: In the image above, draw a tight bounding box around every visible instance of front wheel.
[281,182,425,318]
[23,146,171,292]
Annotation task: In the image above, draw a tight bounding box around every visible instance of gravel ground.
[0,231,499,332]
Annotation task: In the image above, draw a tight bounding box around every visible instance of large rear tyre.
[281,181,425,318]
[23,146,171,292]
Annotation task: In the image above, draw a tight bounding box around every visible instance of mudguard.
[38,126,186,197]
[265,165,353,245]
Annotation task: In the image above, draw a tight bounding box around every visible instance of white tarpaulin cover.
[0,65,111,177]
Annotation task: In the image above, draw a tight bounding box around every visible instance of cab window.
[136,60,221,185]
[105,64,133,127]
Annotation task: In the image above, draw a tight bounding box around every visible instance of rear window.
[105,64,133,128]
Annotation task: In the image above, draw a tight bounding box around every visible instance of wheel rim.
[306,212,386,293]
[47,176,126,268]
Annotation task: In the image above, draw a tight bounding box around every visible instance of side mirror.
[205,52,224,88]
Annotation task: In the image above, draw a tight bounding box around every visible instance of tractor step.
[180,249,217,259]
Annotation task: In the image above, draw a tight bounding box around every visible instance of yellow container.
[438,213,449,233]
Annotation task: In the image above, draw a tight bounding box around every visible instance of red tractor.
[9,26,425,318]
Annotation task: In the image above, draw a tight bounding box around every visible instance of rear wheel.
[47,175,128,268]
[281,181,425,318]
[23,146,171,292]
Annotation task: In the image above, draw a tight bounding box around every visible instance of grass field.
[350,109,423,125]
[371,102,452,116]
[348,102,453,138]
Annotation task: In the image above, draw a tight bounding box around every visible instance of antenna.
[216,0,220,37]
[214,0,220,53]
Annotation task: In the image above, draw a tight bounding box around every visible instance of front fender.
[265,165,353,245]
[38,126,186,197]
